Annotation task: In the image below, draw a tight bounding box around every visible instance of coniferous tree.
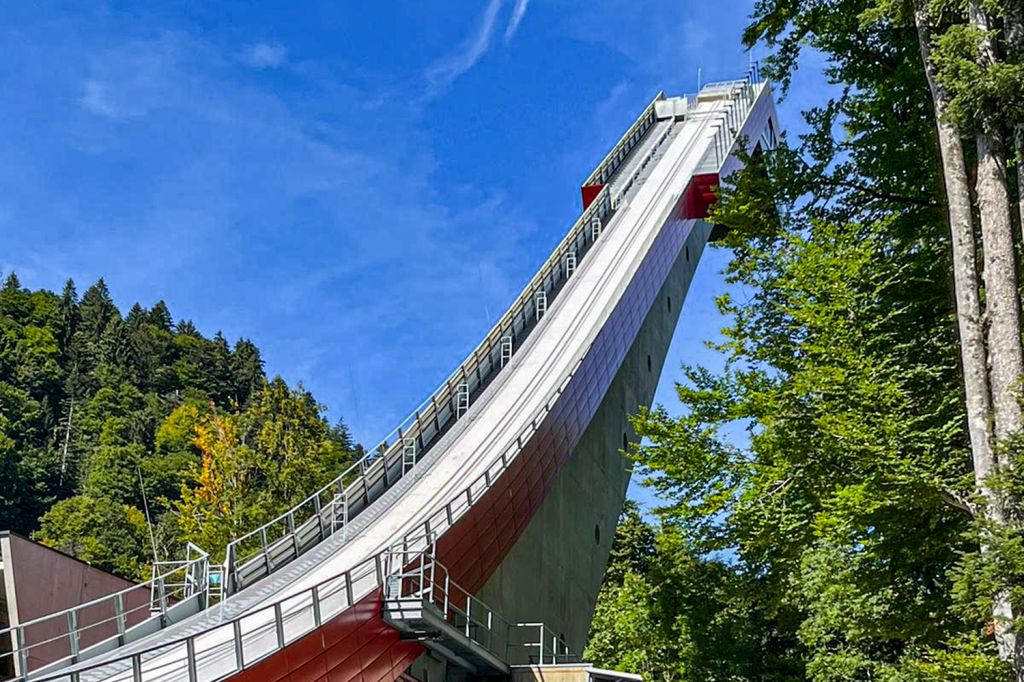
[0,273,358,579]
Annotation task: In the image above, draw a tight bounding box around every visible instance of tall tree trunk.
[913,3,991,483]
[913,2,1020,674]
[913,1,993,507]
[1006,7,1024,236]
[969,0,1024,446]
[970,2,1024,672]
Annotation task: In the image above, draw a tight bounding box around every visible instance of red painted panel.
[581,184,605,209]
[680,173,719,219]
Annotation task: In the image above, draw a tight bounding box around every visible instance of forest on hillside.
[0,275,360,579]
[583,0,1024,680]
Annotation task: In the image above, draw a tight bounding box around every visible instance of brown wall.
[1,532,150,676]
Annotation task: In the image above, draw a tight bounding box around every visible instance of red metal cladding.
[227,589,423,682]
[221,193,695,682]
[680,173,719,219]
[437,194,696,591]
[581,184,605,210]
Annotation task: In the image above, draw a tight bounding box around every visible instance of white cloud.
[423,0,502,100]
[241,42,287,69]
[504,0,530,43]
[78,35,187,120]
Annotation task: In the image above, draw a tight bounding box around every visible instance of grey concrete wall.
[477,220,712,655]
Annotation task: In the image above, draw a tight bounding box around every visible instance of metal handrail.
[220,84,697,592]
[610,115,677,209]
[1,544,209,677]
[512,623,576,665]
[582,92,667,189]
[21,75,771,682]
[25,347,591,682]
[222,178,620,592]
[695,65,765,174]
[382,549,577,666]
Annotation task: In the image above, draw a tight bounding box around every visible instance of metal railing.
[695,66,765,174]
[25,348,590,682]
[511,623,576,665]
[582,92,667,189]
[221,166,624,595]
[26,545,575,682]
[192,73,769,600]
[27,548,385,682]
[14,165,614,675]
[149,544,211,614]
[15,73,771,682]
[382,549,577,667]
[610,116,677,209]
[2,544,210,678]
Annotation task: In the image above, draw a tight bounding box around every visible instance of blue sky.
[0,2,826,506]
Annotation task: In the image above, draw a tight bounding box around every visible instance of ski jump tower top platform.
[4,70,777,682]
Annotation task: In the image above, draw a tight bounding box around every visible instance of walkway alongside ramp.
[4,69,778,682]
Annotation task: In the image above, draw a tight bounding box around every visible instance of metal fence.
[2,544,210,678]
[382,548,577,667]
[9,71,769,682]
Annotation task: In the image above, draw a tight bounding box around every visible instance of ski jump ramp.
[5,71,777,682]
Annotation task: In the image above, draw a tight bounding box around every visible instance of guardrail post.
[312,585,322,627]
[233,619,245,671]
[115,592,127,644]
[345,571,355,606]
[260,527,271,574]
[14,626,28,677]
[274,603,285,649]
[486,610,493,650]
[313,493,325,540]
[465,598,472,638]
[443,573,450,620]
[225,544,237,596]
[132,653,143,682]
[287,511,299,558]
[66,609,79,662]
[186,637,198,682]
[156,571,168,618]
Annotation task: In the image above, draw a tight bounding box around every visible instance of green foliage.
[585,0,1024,676]
[35,496,152,580]
[930,22,1024,133]
[585,507,804,681]
[632,176,985,677]
[0,274,361,579]
[175,378,357,559]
